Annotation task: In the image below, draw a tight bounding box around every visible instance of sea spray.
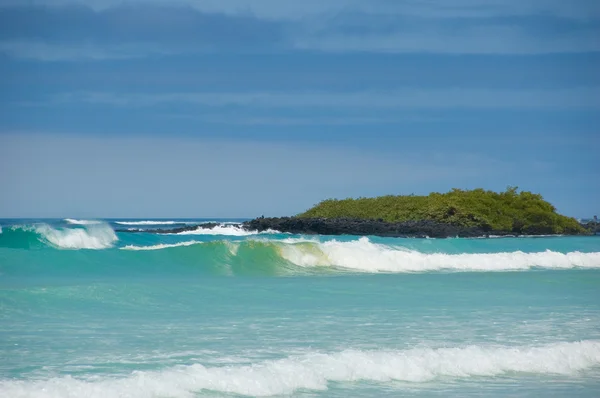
[0,223,118,250]
[39,223,117,249]
[64,218,103,225]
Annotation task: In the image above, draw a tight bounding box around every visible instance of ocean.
[1,218,599,397]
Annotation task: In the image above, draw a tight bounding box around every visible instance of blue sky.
[0,0,598,218]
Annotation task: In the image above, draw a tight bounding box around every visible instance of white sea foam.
[279,237,600,272]
[64,218,102,225]
[1,340,598,397]
[116,237,600,272]
[175,225,279,236]
[115,221,196,226]
[121,241,203,251]
[36,223,117,250]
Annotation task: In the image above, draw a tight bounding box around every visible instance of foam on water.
[175,224,278,236]
[119,237,600,272]
[279,237,600,272]
[114,220,196,225]
[2,340,598,397]
[63,219,102,225]
[36,223,117,250]
[121,241,203,251]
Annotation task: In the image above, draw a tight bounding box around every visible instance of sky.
[0,0,598,218]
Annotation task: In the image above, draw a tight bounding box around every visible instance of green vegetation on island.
[298,187,586,235]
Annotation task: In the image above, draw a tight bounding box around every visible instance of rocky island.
[119,188,595,238]
[243,187,592,238]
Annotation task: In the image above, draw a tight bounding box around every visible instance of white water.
[116,236,600,272]
[63,218,102,225]
[279,237,600,272]
[175,225,278,236]
[2,340,599,397]
[121,241,203,251]
[114,220,197,225]
[36,223,117,250]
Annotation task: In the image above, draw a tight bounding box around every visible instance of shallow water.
[1,219,599,397]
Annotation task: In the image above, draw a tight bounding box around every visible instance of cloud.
[51,88,600,110]
[0,1,598,59]
[0,4,285,59]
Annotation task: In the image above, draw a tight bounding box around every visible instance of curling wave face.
[121,237,600,273]
[0,223,117,249]
[2,223,599,274]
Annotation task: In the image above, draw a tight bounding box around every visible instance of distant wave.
[1,340,598,397]
[122,241,204,251]
[0,223,117,250]
[174,224,279,236]
[120,237,600,273]
[114,220,197,226]
[64,218,102,225]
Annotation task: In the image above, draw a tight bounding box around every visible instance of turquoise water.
[1,219,600,397]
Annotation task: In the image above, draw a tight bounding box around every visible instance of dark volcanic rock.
[581,221,600,235]
[118,218,593,238]
[242,217,513,238]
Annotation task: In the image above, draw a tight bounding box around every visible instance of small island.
[119,188,596,238]
[243,187,593,238]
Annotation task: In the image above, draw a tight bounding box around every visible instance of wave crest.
[121,237,600,273]
[115,220,195,226]
[281,237,600,272]
[64,219,102,225]
[0,223,118,250]
[175,225,279,236]
[1,340,598,397]
[122,241,203,251]
[38,223,118,249]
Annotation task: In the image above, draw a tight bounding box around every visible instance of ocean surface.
[1,218,599,397]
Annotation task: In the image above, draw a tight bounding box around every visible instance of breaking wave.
[0,223,117,250]
[174,224,278,236]
[122,237,600,273]
[64,218,102,225]
[114,220,196,226]
[122,241,203,251]
[1,340,598,397]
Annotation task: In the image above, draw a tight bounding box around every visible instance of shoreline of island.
[116,188,598,238]
[247,188,597,238]
[116,217,597,238]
